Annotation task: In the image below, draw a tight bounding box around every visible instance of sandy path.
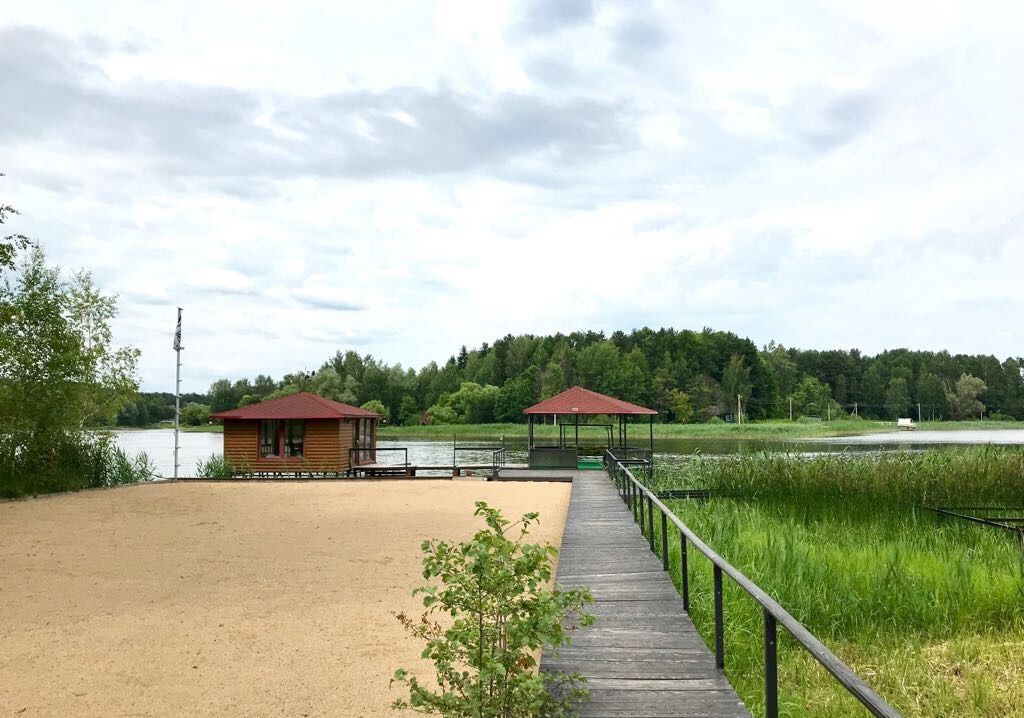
[0,480,571,717]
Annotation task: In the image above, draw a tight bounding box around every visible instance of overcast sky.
[2,1,1022,392]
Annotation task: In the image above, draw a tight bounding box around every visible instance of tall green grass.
[1,432,158,498]
[650,447,1024,505]
[633,448,1024,717]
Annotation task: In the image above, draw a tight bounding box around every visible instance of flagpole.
[174,307,182,480]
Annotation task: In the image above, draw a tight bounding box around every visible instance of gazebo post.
[575,411,579,451]
[528,415,534,449]
[649,414,654,458]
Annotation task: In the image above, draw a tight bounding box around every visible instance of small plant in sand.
[392,501,594,718]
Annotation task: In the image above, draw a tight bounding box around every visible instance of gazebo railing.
[604,449,903,718]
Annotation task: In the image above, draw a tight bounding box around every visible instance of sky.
[2,1,1022,392]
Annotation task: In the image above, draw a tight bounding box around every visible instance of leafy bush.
[195,453,236,478]
[392,502,594,718]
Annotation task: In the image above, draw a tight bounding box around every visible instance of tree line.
[125,329,1023,427]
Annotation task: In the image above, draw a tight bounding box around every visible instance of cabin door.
[354,419,375,465]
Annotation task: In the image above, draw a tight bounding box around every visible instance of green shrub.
[195,453,236,478]
[392,502,594,718]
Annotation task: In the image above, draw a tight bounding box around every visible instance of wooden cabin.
[210,392,380,475]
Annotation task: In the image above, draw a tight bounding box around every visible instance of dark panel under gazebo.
[522,386,657,469]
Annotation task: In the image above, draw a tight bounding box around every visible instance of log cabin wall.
[222,418,347,473]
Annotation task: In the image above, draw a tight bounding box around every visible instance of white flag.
[173,307,182,350]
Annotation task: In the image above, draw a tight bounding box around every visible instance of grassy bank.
[637,448,1024,717]
[379,419,1018,442]
[114,424,224,433]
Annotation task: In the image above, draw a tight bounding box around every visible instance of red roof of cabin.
[523,386,657,415]
[210,392,380,420]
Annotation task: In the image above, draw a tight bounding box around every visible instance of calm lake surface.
[113,428,1024,478]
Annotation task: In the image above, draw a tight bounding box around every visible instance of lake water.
[113,428,1024,478]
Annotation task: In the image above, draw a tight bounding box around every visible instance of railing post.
[714,565,724,669]
[639,490,645,534]
[764,609,778,718]
[647,495,655,550]
[660,511,668,571]
[680,532,689,612]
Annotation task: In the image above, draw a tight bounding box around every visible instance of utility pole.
[737,394,742,425]
[173,307,183,480]
[917,403,922,424]
[827,403,831,422]
[789,397,793,421]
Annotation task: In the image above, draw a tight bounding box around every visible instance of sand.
[0,480,571,717]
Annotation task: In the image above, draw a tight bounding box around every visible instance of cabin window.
[260,419,281,457]
[285,420,304,457]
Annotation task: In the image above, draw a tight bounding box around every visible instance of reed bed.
[639,448,1024,717]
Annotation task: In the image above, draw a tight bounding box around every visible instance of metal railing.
[348,446,408,470]
[491,447,507,476]
[604,450,902,718]
[920,505,1024,541]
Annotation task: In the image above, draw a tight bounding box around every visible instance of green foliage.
[106,446,158,485]
[392,502,594,718]
[399,395,422,426]
[644,450,1024,717]
[651,447,1024,508]
[885,376,911,418]
[688,374,724,421]
[790,376,833,418]
[162,328,1024,426]
[494,368,538,423]
[361,399,388,418]
[1,432,156,499]
[426,398,460,425]
[0,237,140,496]
[0,175,30,270]
[721,353,752,405]
[667,388,693,423]
[179,402,211,426]
[195,453,236,478]
[945,372,987,419]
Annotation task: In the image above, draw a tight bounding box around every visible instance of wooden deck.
[543,470,751,718]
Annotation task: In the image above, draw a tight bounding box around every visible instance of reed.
[641,448,1024,717]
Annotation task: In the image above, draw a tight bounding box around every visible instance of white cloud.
[2,1,1022,392]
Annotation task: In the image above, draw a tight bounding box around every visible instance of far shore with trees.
[121,333,1022,437]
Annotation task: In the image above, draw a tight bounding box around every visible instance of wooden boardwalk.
[543,470,751,718]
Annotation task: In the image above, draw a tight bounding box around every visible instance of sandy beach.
[0,480,571,717]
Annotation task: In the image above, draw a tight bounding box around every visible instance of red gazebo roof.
[210,392,380,420]
[523,386,657,416]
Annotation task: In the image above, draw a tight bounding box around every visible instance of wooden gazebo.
[523,386,657,469]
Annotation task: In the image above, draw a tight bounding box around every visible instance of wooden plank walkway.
[543,470,751,718]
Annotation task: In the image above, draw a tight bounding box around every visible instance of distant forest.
[120,327,1024,426]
